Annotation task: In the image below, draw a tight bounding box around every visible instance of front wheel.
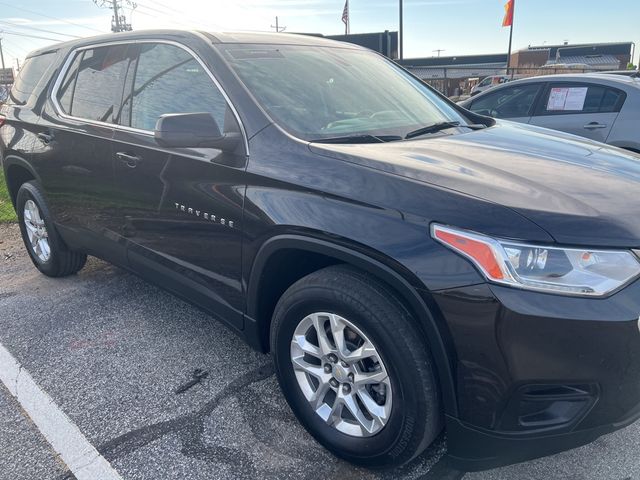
[271,265,442,467]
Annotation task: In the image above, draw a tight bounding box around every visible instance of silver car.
[459,74,640,152]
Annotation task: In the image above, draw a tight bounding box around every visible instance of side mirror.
[154,112,240,151]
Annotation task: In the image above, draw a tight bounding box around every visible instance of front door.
[467,83,543,125]
[111,41,247,328]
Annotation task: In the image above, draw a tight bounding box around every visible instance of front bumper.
[428,279,640,470]
[446,403,640,471]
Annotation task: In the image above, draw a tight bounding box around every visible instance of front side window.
[61,45,132,123]
[223,45,467,141]
[470,84,542,119]
[9,52,56,105]
[126,43,227,131]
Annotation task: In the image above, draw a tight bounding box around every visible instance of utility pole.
[270,16,286,33]
[94,0,136,32]
[433,49,445,57]
[399,0,403,60]
[0,38,5,71]
[0,37,5,93]
[112,0,121,32]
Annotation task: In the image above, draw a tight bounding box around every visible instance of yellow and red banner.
[502,0,514,27]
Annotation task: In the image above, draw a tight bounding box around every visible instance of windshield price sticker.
[547,87,588,111]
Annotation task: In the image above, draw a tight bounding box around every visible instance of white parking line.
[0,343,123,480]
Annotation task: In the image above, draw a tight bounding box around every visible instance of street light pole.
[399,0,403,60]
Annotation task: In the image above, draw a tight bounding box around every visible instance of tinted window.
[9,52,56,105]
[127,44,227,131]
[56,52,82,114]
[600,88,625,112]
[539,84,625,115]
[70,45,131,123]
[469,84,541,119]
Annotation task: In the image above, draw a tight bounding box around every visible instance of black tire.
[271,264,442,468]
[16,181,87,277]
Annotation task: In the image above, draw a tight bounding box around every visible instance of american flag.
[342,0,349,33]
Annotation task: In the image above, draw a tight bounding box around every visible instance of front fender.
[244,232,459,417]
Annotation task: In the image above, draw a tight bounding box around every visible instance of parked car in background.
[459,74,640,152]
[470,74,515,96]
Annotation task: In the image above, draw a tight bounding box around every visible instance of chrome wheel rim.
[23,199,51,262]
[290,312,392,437]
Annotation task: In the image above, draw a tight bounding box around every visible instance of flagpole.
[506,0,515,72]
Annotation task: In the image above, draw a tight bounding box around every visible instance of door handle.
[583,122,608,130]
[116,152,142,168]
[37,132,54,144]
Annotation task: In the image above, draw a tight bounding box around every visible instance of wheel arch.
[244,234,458,416]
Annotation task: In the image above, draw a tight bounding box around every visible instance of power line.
[2,37,30,55]
[0,30,70,42]
[131,6,203,31]
[0,19,81,39]
[0,1,105,34]
[1,45,19,61]
[133,0,220,30]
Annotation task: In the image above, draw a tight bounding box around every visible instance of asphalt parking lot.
[1,222,640,480]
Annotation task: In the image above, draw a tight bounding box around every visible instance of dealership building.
[396,41,635,95]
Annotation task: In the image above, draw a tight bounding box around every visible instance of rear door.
[111,41,247,328]
[529,82,625,143]
[1,51,57,194]
[37,44,135,262]
[466,82,543,124]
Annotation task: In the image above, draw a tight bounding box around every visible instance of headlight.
[432,224,640,296]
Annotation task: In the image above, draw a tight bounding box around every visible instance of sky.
[1,0,638,72]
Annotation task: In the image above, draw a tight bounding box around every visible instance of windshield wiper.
[313,134,403,144]
[405,121,486,139]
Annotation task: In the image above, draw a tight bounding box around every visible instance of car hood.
[309,121,640,247]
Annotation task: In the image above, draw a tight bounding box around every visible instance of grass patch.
[0,170,17,223]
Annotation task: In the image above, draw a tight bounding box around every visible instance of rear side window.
[538,83,626,115]
[469,84,542,119]
[124,43,227,131]
[57,45,133,123]
[57,53,82,114]
[9,52,56,105]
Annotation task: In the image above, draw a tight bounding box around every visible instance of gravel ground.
[0,222,639,480]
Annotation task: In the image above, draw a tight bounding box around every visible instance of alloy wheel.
[290,312,392,437]
[23,199,51,263]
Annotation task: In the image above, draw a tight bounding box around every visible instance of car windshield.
[222,44,468,141]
